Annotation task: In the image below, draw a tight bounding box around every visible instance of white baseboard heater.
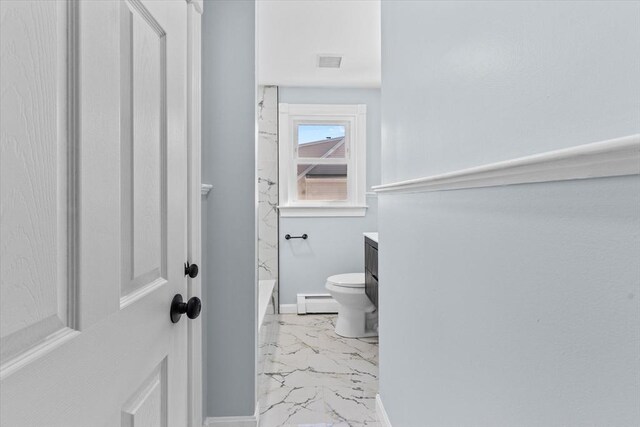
[296,293,339,314]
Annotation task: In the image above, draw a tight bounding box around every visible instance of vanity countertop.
[363,232,378,243]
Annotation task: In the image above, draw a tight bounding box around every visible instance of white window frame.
[278,103,367,217]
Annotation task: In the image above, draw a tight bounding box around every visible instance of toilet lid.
[327,273,366,288]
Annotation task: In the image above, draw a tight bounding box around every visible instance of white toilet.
[325,273,378,338]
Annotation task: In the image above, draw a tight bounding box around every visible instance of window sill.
[278,205,368,218]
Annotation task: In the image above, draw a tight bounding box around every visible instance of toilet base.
[334,307,378,338]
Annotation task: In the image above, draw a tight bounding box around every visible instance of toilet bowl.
[325,273,378,338]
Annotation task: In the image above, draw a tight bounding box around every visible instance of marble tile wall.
[258,86,279,306]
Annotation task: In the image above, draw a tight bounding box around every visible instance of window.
[297,124,347,201]
[278,104,367,217]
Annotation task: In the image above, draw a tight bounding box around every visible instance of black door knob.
[184,262,199,278]
[170,294,202,323]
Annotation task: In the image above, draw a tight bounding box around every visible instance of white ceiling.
[258,0,381,88]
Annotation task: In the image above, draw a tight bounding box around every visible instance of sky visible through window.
[298,124,345,144]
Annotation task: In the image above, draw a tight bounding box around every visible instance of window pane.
[297,124,346,159]
[297,164,347,201]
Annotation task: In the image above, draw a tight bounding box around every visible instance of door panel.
[120,0,168,303]
[121,359,168,427]
[0,0,78,378]
[0,1,190,426]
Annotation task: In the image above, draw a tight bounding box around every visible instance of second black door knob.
[184,262,199,278]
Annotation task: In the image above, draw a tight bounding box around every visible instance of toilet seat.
[326,273,365,288]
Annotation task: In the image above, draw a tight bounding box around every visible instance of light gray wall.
[382,1,640,184]
[379,1,640,426]
[202,0,256,418]
[278,87,381,305]
[279,198,379,305]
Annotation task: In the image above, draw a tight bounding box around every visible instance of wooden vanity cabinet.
[365,236,378,308]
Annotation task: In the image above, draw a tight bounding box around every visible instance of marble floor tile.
[259,314,379,427]
[260,386,329,426]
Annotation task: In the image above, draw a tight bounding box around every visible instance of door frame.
[186,1,203,426]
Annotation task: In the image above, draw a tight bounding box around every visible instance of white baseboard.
[280,294,339,315]
[376,394,392,427]
[279,304,298,314]
[297,293,339,314]
[203,416,256,427]
[203,404,259,427]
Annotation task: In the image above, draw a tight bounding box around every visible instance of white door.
[0,1,195,426]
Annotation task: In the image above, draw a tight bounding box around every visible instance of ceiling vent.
[317,55,342,69]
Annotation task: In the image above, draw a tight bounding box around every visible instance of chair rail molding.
[201,183,213,196]
[373,134,640,194]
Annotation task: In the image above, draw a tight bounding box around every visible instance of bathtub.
[258,279,276,331]
[258,279,278,416]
